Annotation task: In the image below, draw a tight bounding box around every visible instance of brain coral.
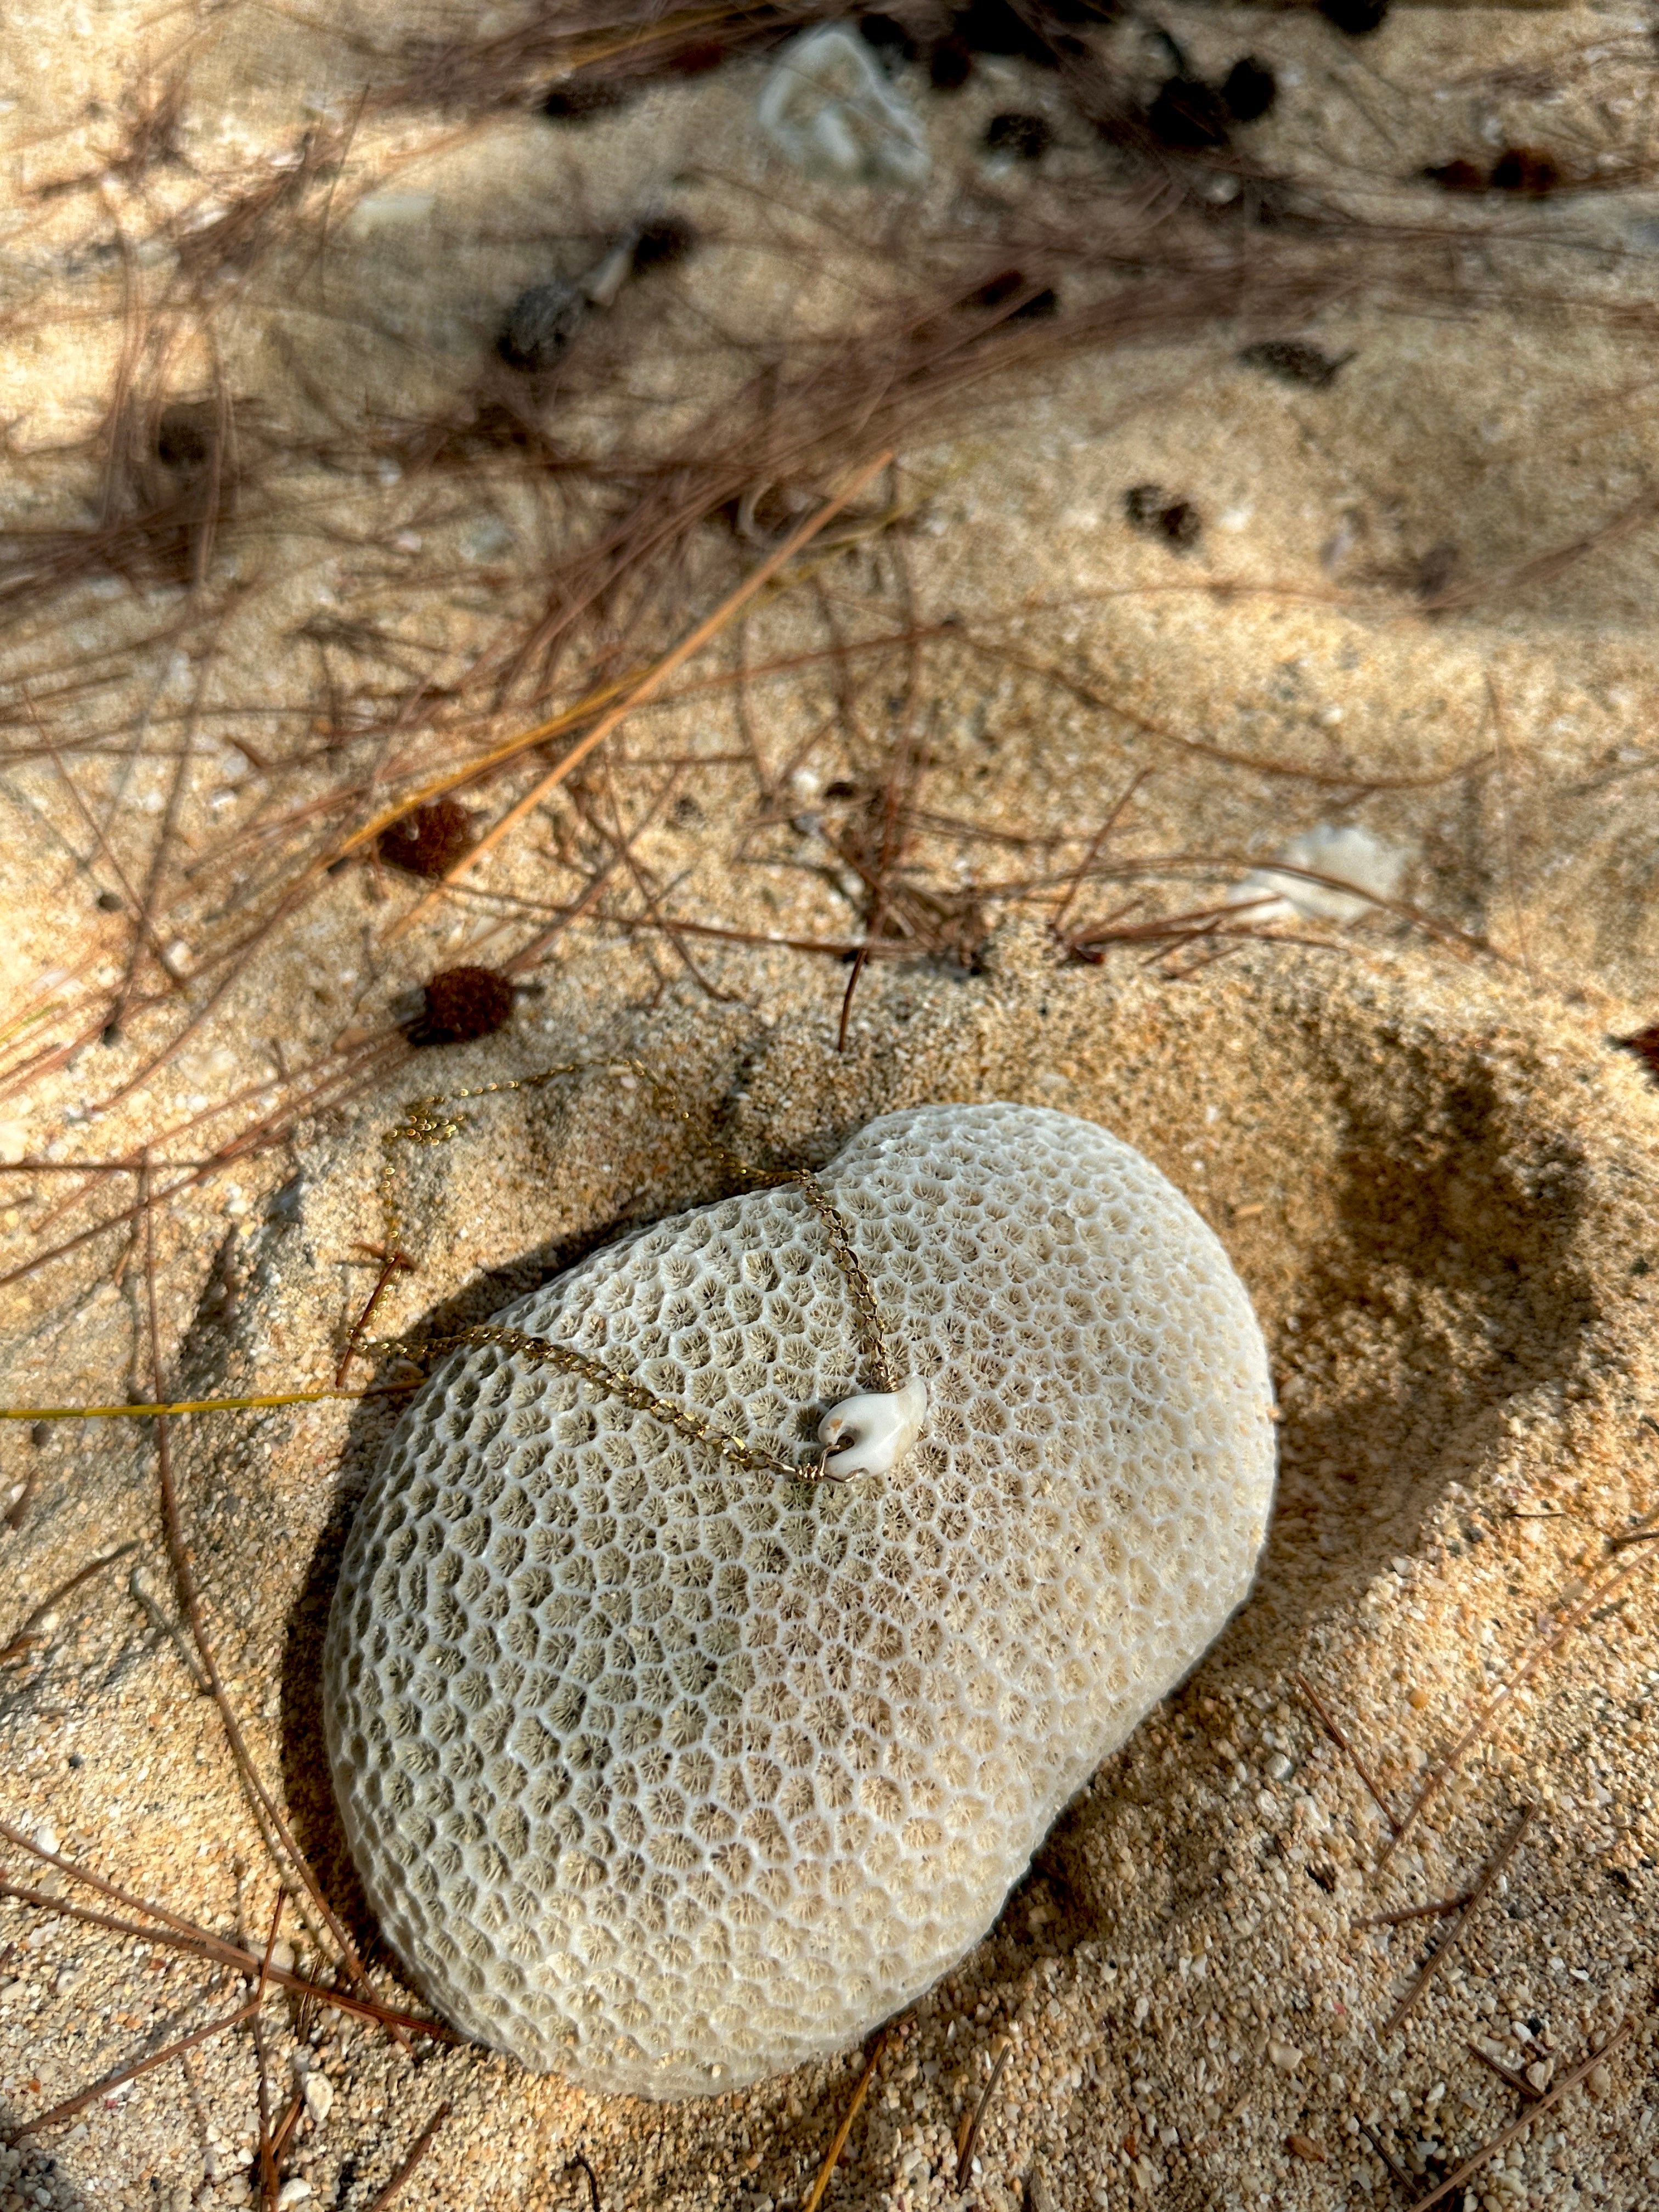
[323,1102,1275,2097]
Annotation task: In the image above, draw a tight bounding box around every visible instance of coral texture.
[323,1103,1275,2096]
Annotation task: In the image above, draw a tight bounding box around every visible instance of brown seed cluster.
[377,800,475,881]
[413,966,516,1045]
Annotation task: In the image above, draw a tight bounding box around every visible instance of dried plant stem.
[1358,2118,1415,2192]
[2,1385,416,1423]
[1293,1672,1402,1836]
[803,2025,890,2212]
[1355,1891,1474,1930]
[956,2036,1012,2181]
[367,2101,454,2211]
[561,2152,603,2212]
[1379,1804,1533,2037]
[253,1893,284,2212]
[0,1871,454,2039]
[8,1991,262,2141]
[1466,2040,1544,2101]
[139,1158,400,2040]
[0,1542,138,1662]
[1404,2019,1632,2212]
[1384,1544,1659,1863]
[387,447,895,939]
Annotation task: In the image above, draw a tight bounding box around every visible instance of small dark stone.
[101,1022,122,1048]
[859,12,919,65]
[630,216,697,276]
[1318,0,1389,32]
[1490,146,1560,196]
[1238,339,1353,389]
[928,33,974,88]
[825,779,860,801]
[1148,76,1231,151]
[1221,57,1276,123]
[539,79,631,123]
[30,1422,50,1449]
[1425,157,1486,193]
[95,889,123,912]
[414,966,517,1046]
[378,799,476,881]
[496,280,586,373]
[985,110,1052,161]
[155,402,213,473]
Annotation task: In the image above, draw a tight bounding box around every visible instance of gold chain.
[365,1060,896,1483]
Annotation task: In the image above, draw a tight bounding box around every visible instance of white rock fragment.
[755,26,930,188]
[326,1103,1275,2096]
[817,1376,928,1478]
[1231,823,1407,924]
[0,1121,26,1166]
[302,2070,335,2124]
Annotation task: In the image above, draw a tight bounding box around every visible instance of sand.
[4,0,1659,2206]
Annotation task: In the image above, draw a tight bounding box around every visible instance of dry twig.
[1379,1804,1534,2036]
[803,2026,890,2212]
[955,2035,1013,2183]
[367,2100,454,2211]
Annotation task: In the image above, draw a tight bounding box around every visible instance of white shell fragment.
[755,25,930,188]
[1231,822,1407,924]
[817,1376,929,1479]
[324,1103,1275,2098]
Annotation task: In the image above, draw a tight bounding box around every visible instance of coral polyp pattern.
[323,1104,1275,2097]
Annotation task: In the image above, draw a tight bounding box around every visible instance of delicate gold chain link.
[367,1060,896,1483]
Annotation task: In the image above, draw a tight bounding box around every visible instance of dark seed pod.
[155,401,216,473]
[951,0,1058,66]
[411,966,516,1047]
[1147,77,1231,152]
[1425,158,1486,193]
[539,80,631,123]
[1490,146,1560,196]
[1615,1025,1659,1083]
[1238,340,1353,389]
[1221,57,1276,124]
[1158,499,1201,550]
[928,33,974,88]
[859,13,919,65]
[970,270,1059,323]
[1126,484,1201,549]
[496,280,586,373]
[984,111,1052,162]
[1318,0,1389,35]
[630,216,697,276]
[378,799,475,881]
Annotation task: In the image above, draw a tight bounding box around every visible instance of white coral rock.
[324,1103,1274,2097]
[755,25,930,188]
